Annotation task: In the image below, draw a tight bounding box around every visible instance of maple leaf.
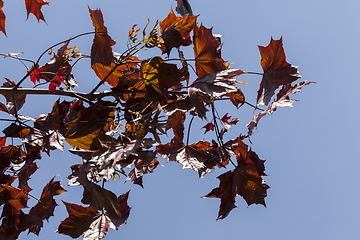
[89,7,116,66]
[1,78,26,115]
[166,110,185,142]
[0,185,30,233]
[225,89,245,108]
[25,0,49,23]
[17,162,38,193]
[162,95,195,116]
[193,24,227,77]
[156,138,222,177]
[22,116,65,155]
[256,37,301,106]
[221,113,231,123]
[203,148,269,220]
[219,117,239,140]
[247,81,314,136]
[58,192,130,239]
[190,69,243,98]
[64,100,115,150]
[201,122,214,134]
[69,138,156,183]
[66,164,131,222]
[126,159,162,188]
[0,145,25,173]
[187,69,244,119]
[29,41,74,92]
[0,0,6,36]
[28,176,66,235]
[159,8,198,55]
[176,0,193,16]
[92,56,140,87]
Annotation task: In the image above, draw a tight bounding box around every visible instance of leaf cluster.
[0,0,314,239]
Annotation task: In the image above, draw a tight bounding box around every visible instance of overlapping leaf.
[22,115,64,155]
[1,78,26,115]
[188,69,244,118]
[256,37,301,106]
[203,146,269,220]
[28,176,66,235]
[69,138,156,183]
[247,81,314,136]
[126,160,162,188]
[193,24,227,77]
[157,138,223,177]
[166,110,185,142]
[89,7,116,66]
[29,41,74,92]
[25,0,49,22]
[64,100,115,150]
[92,56,140,87]
[159,8,198,55]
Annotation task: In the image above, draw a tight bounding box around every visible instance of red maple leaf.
[247,81,314,136]
[256,37,301,106]
[203,148,269,220]
[28,176,66,235]
[0,0,6,36]
[89,7,116,66]
[58,192,130,239]
[156,138,223,177]
[193,24,227,77]
[126,160,162,188]
[159,8,197,55]
[29,41,73,92]
[25,0,49,23]
[201,122,214,134]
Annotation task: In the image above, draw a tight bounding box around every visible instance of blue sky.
[1,0,360,239]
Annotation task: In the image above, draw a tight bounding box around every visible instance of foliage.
[0,0,313,239]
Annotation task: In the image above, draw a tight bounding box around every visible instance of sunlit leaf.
[25,0,49,23]
[89,7,116,66]
[256,37,301,106]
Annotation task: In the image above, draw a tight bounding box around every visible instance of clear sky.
[1,0,359,239]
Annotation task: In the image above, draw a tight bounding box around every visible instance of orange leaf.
[89,7,116,66]
[193,24,226,77]
[0,0,6,36]
[92,56,140,87]
[160,7,181,34]
[25,0,49,23]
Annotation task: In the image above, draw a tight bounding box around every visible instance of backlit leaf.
[256,37,301,106]
[25,0,49,23]
[203,148,269,220]
[193,24,226,77]
[89,7,116,66]
[156,138,222,177]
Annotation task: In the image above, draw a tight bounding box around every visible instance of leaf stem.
[211,103,236,168]
[186,116,195,146]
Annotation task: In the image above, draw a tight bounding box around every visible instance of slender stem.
[186,116,195,146]
[13,32,95,90]
[211,103,236,168]
[244,71,264,75]
[0,53,36,65]
[89,62,122,95]
[244,101,266,111]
